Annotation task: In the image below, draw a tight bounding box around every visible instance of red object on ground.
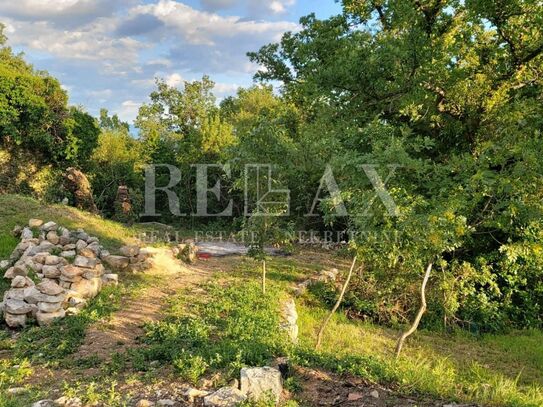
[197,252,211,259]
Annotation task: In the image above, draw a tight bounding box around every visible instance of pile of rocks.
[293,267,339,297]
[0,219,119,328]
[103,245,152,273]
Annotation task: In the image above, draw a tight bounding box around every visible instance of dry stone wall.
[0,219,119,328]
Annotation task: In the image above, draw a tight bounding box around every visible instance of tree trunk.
[262,259,267,294]
[395,262,433,358]
[315,256,358,350]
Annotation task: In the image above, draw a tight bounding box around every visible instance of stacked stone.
[0,219,119,328]
[103,245,152,273]
[293,268,339,297]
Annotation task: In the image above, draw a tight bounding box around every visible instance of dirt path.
[76,247,216,360]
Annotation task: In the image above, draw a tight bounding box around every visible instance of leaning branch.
[394,262,433,358]
[315,256,358,350]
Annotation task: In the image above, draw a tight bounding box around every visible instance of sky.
[0,0,342,123]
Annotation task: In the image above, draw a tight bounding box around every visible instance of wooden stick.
[315,256,358,350]
[395,262,433,358]
[262,259,267,294]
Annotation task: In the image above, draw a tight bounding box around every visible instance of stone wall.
[0,219,119,328]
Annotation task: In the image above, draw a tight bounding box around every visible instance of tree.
[248,0,543,332]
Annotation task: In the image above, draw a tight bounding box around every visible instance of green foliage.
[134,281,289,384]
[249,0,543,331]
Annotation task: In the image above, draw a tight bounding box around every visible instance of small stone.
[5,299,34,315]
[120,245,140,257]
[102,273,119,286]
[4,288,26,301]
[100,249,110,259]
[184,388,210,403]
[24,286,65,304]
[42,265,61,278]
[87,236,99,244]
[71,277,101,299]
[29,219,44,228]
[73,255,97,269]
[36,309,66,326]
[347,393,363,401]
[41,222,58,232]
[63,244,76,250]
[38,301,63,313]
[370,390,379,399]
[4,264,27,278]
[60,250,76,258]
[157,400,175,406]
[204,387,247,407]
[21,227,34,240]
[55,396,83,407]
[37,280,64,296]
[44,255,62,265]
[75,240,88,252]
[240,367,282,404]
[46,231,60,245]
[5,313,27,328]
[11,275,30,288]
[0,260,9,270]
[7,387,26,395]
[78,247,96,258]
[103,255,129,270]
[32,400,56,407]
[12,225,23,237]
[60,265,85,280]
[136,400,155,407]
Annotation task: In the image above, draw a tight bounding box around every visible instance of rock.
[24,286,65,304]
[44,255,62,266]
[42,265,61,279]
[38,301,63,313]
[86,243,101,256]
[184,388,210,403]
[12,225,23,237]
[136,400,155,407]
[41,221,58,232]
[240,367,282,404]
[63,244,76,250]
[46,231,60,245]
[203,387,247,407]
[347,393,363,401]
[55,396,83,407]
[5,299,34,315]
[100,249,111,259]
[34,241,56,254]
[36,309,66,326]
[0,260,9,270]
[87,236,99,244]
[21,227,34,240]
[74,229,90,242]
[0,301,3,313]
[68,296,87,309]
[103,255,129,270]
[37,280,64,296]
[7,387,26,395]
[5,313,27,328]
[71,278,101,299]
[58,228,71,245]
[32,400,56,407]
[78,247,96,258]
[32,253,49,264]
[6,264,28,278]
[60,250,76,258]
[157,400,175,406]
[120,245,140,257]
[280,299,298,343]
[29,219,44,228]
[102,273,119,286]
[4,288,26,301]
[75,240,88,252]
[73,255,97,269]
[370,390,379,399]
[60,265,85,280]
[11,275,33,288]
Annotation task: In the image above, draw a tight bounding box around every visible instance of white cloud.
[118,100,141,122]
[200,0,296,15]
[164,72,183,87]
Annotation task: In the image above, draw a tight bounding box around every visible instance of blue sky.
[0,0,342,123]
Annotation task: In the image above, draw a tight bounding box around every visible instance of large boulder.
[240,367,282,404]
